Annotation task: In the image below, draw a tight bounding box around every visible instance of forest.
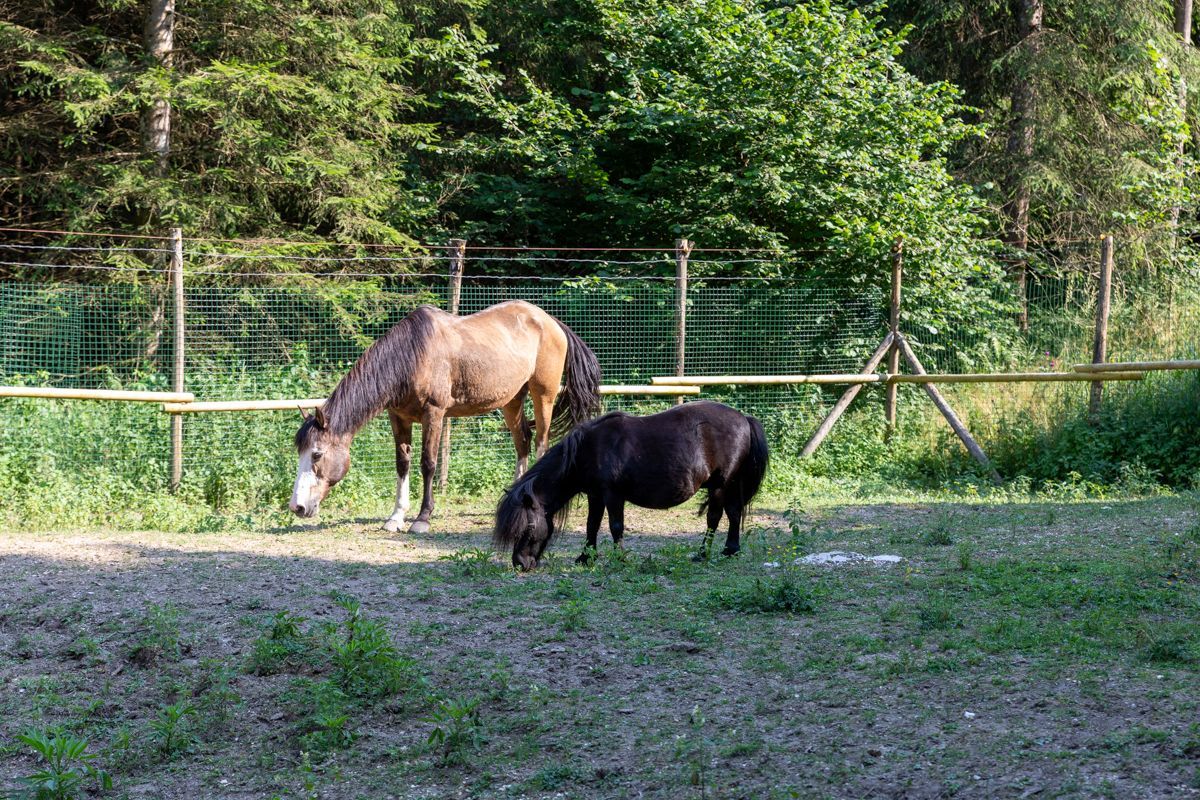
[1,0,1199,500]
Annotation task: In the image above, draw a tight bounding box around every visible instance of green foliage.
[129,603,183,666]
[439,548,507,578]
[987,371,1200,489]
[149,701,196,757]
[328,593,422,702]
[0,0,486,243]
[9,730,112,800]
[425,696,483,765]
[283,679,357,754]
[882,0,1200,247]
[709,572,819,614]
[248,612,318,676]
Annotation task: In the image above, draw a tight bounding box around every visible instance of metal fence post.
[169,227,184,492]
[438,239,466,491]
[675,238,691,405]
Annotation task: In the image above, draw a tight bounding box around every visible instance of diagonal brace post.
[896,334,1001,484]
[800,332,895,458]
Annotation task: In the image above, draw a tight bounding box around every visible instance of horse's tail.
[551,320,602,440]
[738,414,770,506]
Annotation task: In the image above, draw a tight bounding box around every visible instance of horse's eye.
[312,450,324,462]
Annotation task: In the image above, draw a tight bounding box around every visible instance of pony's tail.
[738,415,770,506]
[551,320,602,440]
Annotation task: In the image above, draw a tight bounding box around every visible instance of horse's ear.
[299,407,311,421]
[521,492,535,510]
[314,406,328,429]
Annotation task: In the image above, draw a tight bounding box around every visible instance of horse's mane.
[296,306,438,448]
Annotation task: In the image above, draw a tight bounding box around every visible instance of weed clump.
[10,729,112,800]
[708,572,819,614]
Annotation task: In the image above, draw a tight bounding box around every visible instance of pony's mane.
[296,306,437,449]
[493,414,624,547]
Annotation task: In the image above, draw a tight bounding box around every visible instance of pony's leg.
[575,492,605,565]
[694,491,725,561]
[605,495,625,548]
[383,412,413,533]
[721,484,745,557]
[408,409,445,535]
[501,391,532,479]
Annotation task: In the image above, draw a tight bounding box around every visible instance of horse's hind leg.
[409,408,445,535]
[501,391,532,479]
[527,382,556,458]
[383,412,412,533]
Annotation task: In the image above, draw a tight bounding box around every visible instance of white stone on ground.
[761,551,904,568]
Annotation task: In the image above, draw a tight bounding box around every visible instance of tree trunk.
[143,0,174,177]
[1003,0,1043,333]
[142,0,175,364]
[1171,0,1192,240]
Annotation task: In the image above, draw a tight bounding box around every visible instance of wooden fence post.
[675,238,691,405]
[438,239,466,491]
[169,227,184,493]
[1088,234,1114,424]
[885,237,903,436]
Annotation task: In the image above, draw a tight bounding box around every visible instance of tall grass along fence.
[0,231,1197,511]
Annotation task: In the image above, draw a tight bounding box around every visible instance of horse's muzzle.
[290,500,318,518]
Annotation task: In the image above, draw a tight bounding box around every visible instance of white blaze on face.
[291,448,321,516]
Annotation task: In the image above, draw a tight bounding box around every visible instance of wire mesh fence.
[1,235,1197,506]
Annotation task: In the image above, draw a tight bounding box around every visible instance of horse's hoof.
[408,520,431,534]
[691,551,710,563]
[722,547,740,558]
[575,551,595,566]
[382,518,404,533]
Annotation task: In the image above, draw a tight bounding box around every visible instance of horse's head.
[494,482,554,571]
[290,407,351,518]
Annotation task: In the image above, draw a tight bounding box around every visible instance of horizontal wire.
[0,243,175,255]
[0,226,804,253]
[0,260,849,283]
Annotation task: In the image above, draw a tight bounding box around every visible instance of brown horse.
[290,300,601,533]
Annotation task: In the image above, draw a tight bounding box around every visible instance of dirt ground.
[1,496,1198,799]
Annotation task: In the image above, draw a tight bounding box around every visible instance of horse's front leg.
[409,409,445,534]
[575,492,605,565]
[383,412,412,533]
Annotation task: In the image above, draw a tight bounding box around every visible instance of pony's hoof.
[691,551,710,563]
[722,547,740,558]
[408,520,431,534]
[382,518,404,533]
[575,551,596,566]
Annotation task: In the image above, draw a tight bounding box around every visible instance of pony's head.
[493,428,583,570]
[494,481,555,571]
[290,407,352,518]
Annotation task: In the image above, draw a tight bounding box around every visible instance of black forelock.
[295,415,322,451]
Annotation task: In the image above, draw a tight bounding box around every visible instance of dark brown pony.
[494,400,769,570]
[290,300,601,533]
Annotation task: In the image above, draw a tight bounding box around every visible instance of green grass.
[1,493,1199,797]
